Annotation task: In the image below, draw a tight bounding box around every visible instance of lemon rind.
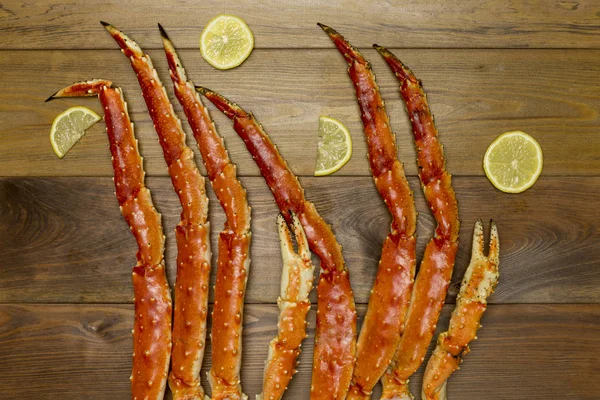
[50,106,100,159]
[483,131,543,193]
[314,116,353,176]
[200,14,254,70]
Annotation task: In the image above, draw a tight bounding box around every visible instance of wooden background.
[1,1,599,398]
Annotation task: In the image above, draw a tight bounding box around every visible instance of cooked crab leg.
[196,87,357,400]
[159,25,251,400]
[102,22,212,400]
[256,213,314,400]
[374,46,460,400]
[318,24,417,399]
[47,80,172,400]
[422,220,499,400]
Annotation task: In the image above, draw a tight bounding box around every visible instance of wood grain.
[0,303,598,399]
[2,49,599,177]
[2,176,598,304]
[1,1,599,399]
[2,0,600,50]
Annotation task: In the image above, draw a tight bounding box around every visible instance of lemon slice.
[50,106,101,158]
[314,116,352,176]
[200,14,254,70]
[483,131,543,193]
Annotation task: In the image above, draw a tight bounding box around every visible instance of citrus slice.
[200,14,254,70]
[314,116,352,176]
[50,106,101,158]
[483,130,543,193]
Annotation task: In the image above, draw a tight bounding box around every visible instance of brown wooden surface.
[2,49,600,177]
[1,0,599,399]
[2,0,600,49]
[2,176,599,304]
[1,304,598,399]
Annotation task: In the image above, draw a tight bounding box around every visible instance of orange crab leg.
[196,87,357,400]
[48,80,172,400]
[318,24,417,399]
[102,22,212,400]
[256,213,314,400]
[160,25,251,400]
[374,46,461,400]
[422,220,499,400]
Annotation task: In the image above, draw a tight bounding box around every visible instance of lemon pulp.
[200,14,254,70]
[314,116,353,176]
[483,130,543,193]
[50,106,101,158]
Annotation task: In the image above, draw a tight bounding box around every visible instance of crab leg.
[256,213,315,400]
[374,46,461,400]
[318,24,417,399]
[159,25,251,400]
[102,22,212,400]
[196,87,357,400]
[422,220,499,400]
[47,80,172,400]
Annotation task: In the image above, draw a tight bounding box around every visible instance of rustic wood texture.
[2,0,600,50]
[2,49,599,177]
[1,303,598,400]
[1,0,599,398]
[2,176,599,304]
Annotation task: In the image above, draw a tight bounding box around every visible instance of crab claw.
[421,220,500,400]
[277,212,313,302]
[464,219,500,302]
[258,213,314,400]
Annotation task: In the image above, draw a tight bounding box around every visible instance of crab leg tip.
[101,21,120,37]
[318,23,335,34]
[44,92,57,102]
[373,45,395,62]
[158,23,168,39]
[373,44,388,56]
[195,88,243,120]
[320,24,366,66]
[320,24,340,41]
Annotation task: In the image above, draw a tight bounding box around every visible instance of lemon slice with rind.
[50,106,101,158]
[200,14,254,70]
[483,130,543,193]
[314,116,353,176]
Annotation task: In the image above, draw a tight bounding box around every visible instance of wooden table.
[1,1,599,398]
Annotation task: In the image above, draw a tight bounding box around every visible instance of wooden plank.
[2,0,600,50]
[1,49,599,177]
[2,176,598,304]
[0,303,598,399]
